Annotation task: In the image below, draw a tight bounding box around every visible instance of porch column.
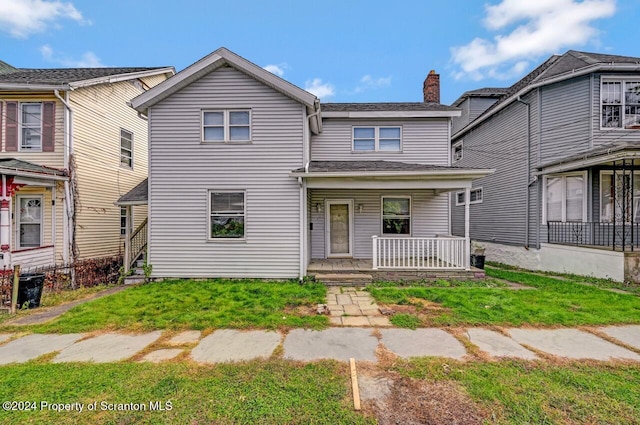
[123,205,132,273]
[464,187,470,270]
[0,175,10,254]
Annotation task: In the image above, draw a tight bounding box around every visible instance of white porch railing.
[372,236,468,270]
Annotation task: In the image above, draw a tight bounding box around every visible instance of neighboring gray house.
[121,48,492,280]
[451,50,640,282]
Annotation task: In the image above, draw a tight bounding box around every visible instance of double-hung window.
[18,196,43,248]
[382,197,411,235]
[21,103,42,150]
[601,79,640,129]
[120,129,133,168]
[203,110,251,142]
[353,126,401,151]
[452,141,463,162]
[543,173,587,223]
[456,188,483,206]
[209,191,245,239]
[600,171,640,223]
[120,207,133,237]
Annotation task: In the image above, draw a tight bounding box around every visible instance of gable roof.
[0,158,67,180]
[0,66,175,91]
[0,60,17,75]
[322,102,461,118]
[451,87,509,107]
[452,50,640,139]
[131,47,319,112]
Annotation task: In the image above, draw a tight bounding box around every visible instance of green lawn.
[396,358,640,425]
[369,268,640,326]
[0,360,371,425]
[4,279,328,333]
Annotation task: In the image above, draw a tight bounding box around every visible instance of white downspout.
[0,175,10,266]
[517,96,531,248]
[465,187,470,270]
[55,89,74,263]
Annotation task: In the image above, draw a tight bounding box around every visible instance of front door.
[325,200,353,258]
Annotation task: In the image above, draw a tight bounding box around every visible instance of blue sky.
[0,0,637,104]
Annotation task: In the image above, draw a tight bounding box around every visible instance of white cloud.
[0,0,89,38]
[263,63,287,77]
[40,44,105,67]
[360,74,392,88]
[304,78,335,99]
[450,0,616,80]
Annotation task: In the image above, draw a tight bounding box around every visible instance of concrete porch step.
[315,273,373,286]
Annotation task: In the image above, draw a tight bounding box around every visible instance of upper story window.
[353,126,401,152]
[120,129,133,168]
[203,110,251,142]
[601,79,640,129]
[21,103,42,150]
[452,141,463,162]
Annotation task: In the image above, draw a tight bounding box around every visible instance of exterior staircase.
[123,255,146,285]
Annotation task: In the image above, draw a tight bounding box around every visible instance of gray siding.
[451,99,470,135]
[148,66,304,278]
[311,119,450,165]
[310,189,449,259]
[469,97,499,121]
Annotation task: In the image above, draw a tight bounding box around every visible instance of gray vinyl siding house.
[126,47,492,279]
[451,50,640,282]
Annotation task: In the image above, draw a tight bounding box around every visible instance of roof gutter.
[291,169,495,179]
[0,83,69,91]
[0,168,67,181]
[453,63,640,139]
[69,67,175,89]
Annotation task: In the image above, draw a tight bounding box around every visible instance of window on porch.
[382,197,411,235]
[600,171,640,223]
[543,173,586,223]
[18,196,43,248]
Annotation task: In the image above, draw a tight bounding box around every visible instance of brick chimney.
[423,70,440,103]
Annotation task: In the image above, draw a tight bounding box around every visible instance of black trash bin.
[17,273,46,308]
[470,254,486,269]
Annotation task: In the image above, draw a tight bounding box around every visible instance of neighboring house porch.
[0,158,68,269]
[540,145,640,282]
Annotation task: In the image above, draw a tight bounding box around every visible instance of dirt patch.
[362,373,487,425]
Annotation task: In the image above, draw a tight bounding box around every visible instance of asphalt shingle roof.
[293,160,482,173]
[322,102,459,112]
[0,158,67,177]
[116,178,148,204]
[0,67,170,85]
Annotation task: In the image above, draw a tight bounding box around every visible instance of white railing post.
[371,235,378,270]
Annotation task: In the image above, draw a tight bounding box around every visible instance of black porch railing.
[547,221,640,250]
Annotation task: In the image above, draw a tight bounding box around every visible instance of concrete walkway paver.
[508,328,640,361]
[0,333,12,344]
[0,334,83,364]
[326,287,391,327]
[191,330,280,363]
[465,328,537,360]
[600,325,640,350]
[168,330,201,345]
[380,329,467,360]
[141,349,183,363]
[53,331,162,363]
[284,328,378,362]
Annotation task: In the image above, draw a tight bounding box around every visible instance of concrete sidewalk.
[0,325,638,365]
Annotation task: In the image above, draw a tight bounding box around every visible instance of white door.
[325,200,354,258]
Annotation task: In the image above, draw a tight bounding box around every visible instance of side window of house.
[456,188,483,206]
[120,129,133,168]
[209,191,245,239]
[353,127,401,152]
[21,103,42,150]
[203,110,251,142]
[18,196,43,248]
[544,174,585,223]
[120,207,133,236]
[5,102,54,153]
[382,197,411,235]
[601,79,640,129]
[452,141,463,162]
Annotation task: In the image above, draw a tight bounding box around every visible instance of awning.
[116,178,148,206]
[0,158,67,183]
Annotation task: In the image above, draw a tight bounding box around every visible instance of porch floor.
[308,259,374,273]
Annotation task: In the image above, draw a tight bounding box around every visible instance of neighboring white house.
[122,48,493,279]
[0,64,174,269]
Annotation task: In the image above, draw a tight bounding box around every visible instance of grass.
[389,313,421,329]
[395,358,640,425]
[368,277,508,288]
[0,360,372,425]
[10,279,328,333]
[369,268,640,326]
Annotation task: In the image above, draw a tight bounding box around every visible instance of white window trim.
[19,102,43,152]
[207,190,246,241]
[542,172,588,224]
[324,199,355,258]
[120,128,133,169]
[455,188,483,206]
[452,140,463,163]
[16,195,44,249]
[120,206,133,238]
[202,109,252,143]
[352,126,402,152]
[600,76,640,130]
[381,196,412,235]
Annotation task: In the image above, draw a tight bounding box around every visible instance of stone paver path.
[191,330,281,363]
[0,334,11,343]
[600,325,640,350]
[53,331,163,363]
[325,287,391,327]
[380,329,467,360]
[465,328,537,360]
[142,349,183,363]
[284,328,378,362]
[168,330,201,345]
[0,334,83,365]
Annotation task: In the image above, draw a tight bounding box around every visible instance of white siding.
[148,66,304,278]
[310,189,449,259]
[311,119,450,165]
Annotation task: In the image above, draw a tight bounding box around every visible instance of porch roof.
[537,142,640,174]
[0,158,67,182]
[116,178,148,206]
[291,160,494,190]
